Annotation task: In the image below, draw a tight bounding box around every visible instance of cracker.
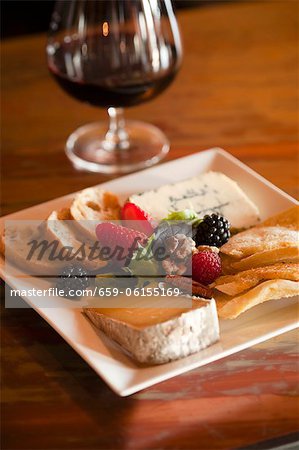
[258,205,299,230]
[230,246,298,271]
[220,206,299,259]
[214,263,299,296]
[215,279,299,319]
[220,226,298,259]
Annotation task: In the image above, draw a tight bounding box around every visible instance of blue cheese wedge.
[129,172,260,229]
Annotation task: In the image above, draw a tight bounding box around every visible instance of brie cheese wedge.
[84,297,219,365]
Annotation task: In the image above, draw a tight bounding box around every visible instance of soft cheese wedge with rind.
[129,172,260,229]
[84,297,219,364]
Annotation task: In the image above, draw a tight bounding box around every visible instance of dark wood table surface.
[1,2,298,449]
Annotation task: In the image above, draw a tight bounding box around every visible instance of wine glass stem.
[105,107,130,151]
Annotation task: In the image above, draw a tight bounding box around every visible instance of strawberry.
[96,222,147,266]
[121,202,156,236]
[192,251,221,285]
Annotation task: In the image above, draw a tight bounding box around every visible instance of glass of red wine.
[47,0,182,174]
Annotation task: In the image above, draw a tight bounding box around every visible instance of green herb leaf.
[163,209,198,221]
[127,235,159,276]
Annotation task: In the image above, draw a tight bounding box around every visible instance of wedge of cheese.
[84,296,219,364]
[129,172,260,229]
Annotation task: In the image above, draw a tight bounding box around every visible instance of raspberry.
[121,202,156,236]
[96,222,147,265]
[192,251,221,285]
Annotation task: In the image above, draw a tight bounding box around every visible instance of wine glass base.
[65,120,169,174]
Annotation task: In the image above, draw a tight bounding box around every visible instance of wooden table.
[1,2,298,449]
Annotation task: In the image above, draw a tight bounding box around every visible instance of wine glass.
[47,0,182,174]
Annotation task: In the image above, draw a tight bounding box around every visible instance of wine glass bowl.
[47,0,182,173]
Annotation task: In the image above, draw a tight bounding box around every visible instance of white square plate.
[1,148,298,396]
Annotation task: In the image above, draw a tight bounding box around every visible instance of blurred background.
[1,0,227,39]
[1,0,298,208]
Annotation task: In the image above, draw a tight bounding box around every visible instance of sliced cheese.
[129,172,260,229]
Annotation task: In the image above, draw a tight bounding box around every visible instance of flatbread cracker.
[258,205,299,230]
[220,206,299,259]
[215,279,299,319]
[214,263,299,296]
[230,246,299,271]
[220,227,298,259]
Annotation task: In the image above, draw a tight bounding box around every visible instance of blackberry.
[56,265,91,299]
[194,214,230,247]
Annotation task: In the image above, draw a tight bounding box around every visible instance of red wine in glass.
[49,32,179,108]
[47,0,182,174]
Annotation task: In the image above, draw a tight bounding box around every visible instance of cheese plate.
[1,148,298,396]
